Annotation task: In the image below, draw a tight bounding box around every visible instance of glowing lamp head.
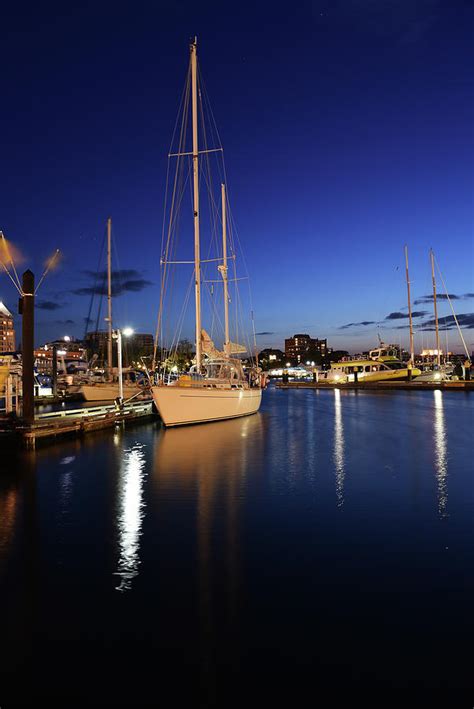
[64,335,71,342]
[122,327,134,338]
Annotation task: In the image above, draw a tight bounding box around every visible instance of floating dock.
[1,399,157,448]
[276,380,474,391]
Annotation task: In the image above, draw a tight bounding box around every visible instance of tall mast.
[430,248,441,367]
[404,245,414,364]
[191,38,202,370]
[220,183,230,356]
[106,216,113,380]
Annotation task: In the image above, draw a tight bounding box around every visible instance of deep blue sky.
[1,0,473,354]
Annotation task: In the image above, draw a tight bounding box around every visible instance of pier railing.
[35,400,154,421]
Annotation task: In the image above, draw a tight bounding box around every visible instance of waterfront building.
[34,337,88,373]
[258,348,285,368]
[284,334,327,364]
[85,330,154,365]
[0,302,15,353]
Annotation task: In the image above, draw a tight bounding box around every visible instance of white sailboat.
[80,217,143,402]
[151,40,263,427]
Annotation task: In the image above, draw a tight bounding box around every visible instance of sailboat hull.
[151,385,262,427]
[79,384,142,402]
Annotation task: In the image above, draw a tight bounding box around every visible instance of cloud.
[385,310,428,320]
[36,300,62,311]
[463,293,474,299]
[417,312,474,331]
[82,269,143,281]
[255,331,274,336]
[339,321,375,330]
[414,293,460,305]
[73,269,152,296]
[54,319,75,325]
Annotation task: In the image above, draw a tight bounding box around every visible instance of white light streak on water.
[433,390,448,518]
[333,389,345,507]
[115,443,147,592]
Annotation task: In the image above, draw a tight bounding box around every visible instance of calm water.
[1,388,473,704]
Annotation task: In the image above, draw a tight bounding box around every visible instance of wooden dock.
[1,399,157,447]
[276,380,474,391]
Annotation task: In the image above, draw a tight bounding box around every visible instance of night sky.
[1,1,473,354]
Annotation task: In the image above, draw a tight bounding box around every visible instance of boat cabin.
[182,358,251,388]
[319,356,420,383]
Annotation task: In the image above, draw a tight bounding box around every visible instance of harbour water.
[1,387,473,703]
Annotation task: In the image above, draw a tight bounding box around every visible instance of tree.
[162,339,195,372]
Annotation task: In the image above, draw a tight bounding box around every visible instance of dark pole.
[52,344,58,397]
[21,270,35,424]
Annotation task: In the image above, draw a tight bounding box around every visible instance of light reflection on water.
[433,389,448,518]
[333,388,345,507]
[114,442,147,591]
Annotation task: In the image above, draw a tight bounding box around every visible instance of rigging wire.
[152,46,259,369]
[434,252,470,360]
[84,228,106,340]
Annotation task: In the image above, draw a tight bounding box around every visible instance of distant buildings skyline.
[284,334,328,364]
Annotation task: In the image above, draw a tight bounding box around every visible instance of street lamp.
[113,327,134,401]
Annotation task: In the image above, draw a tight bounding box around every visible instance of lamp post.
[114,327,134,403]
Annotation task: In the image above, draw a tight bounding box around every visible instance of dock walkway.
[276,380,474,391]
[1,399,156,447]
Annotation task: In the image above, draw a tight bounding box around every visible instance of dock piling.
[20,270,35,425]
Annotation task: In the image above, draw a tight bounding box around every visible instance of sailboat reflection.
[115,443,147,591]
[154,414,264,481]
[333,389,345,507]
[433,390,448,518]
[153,414,264,683]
